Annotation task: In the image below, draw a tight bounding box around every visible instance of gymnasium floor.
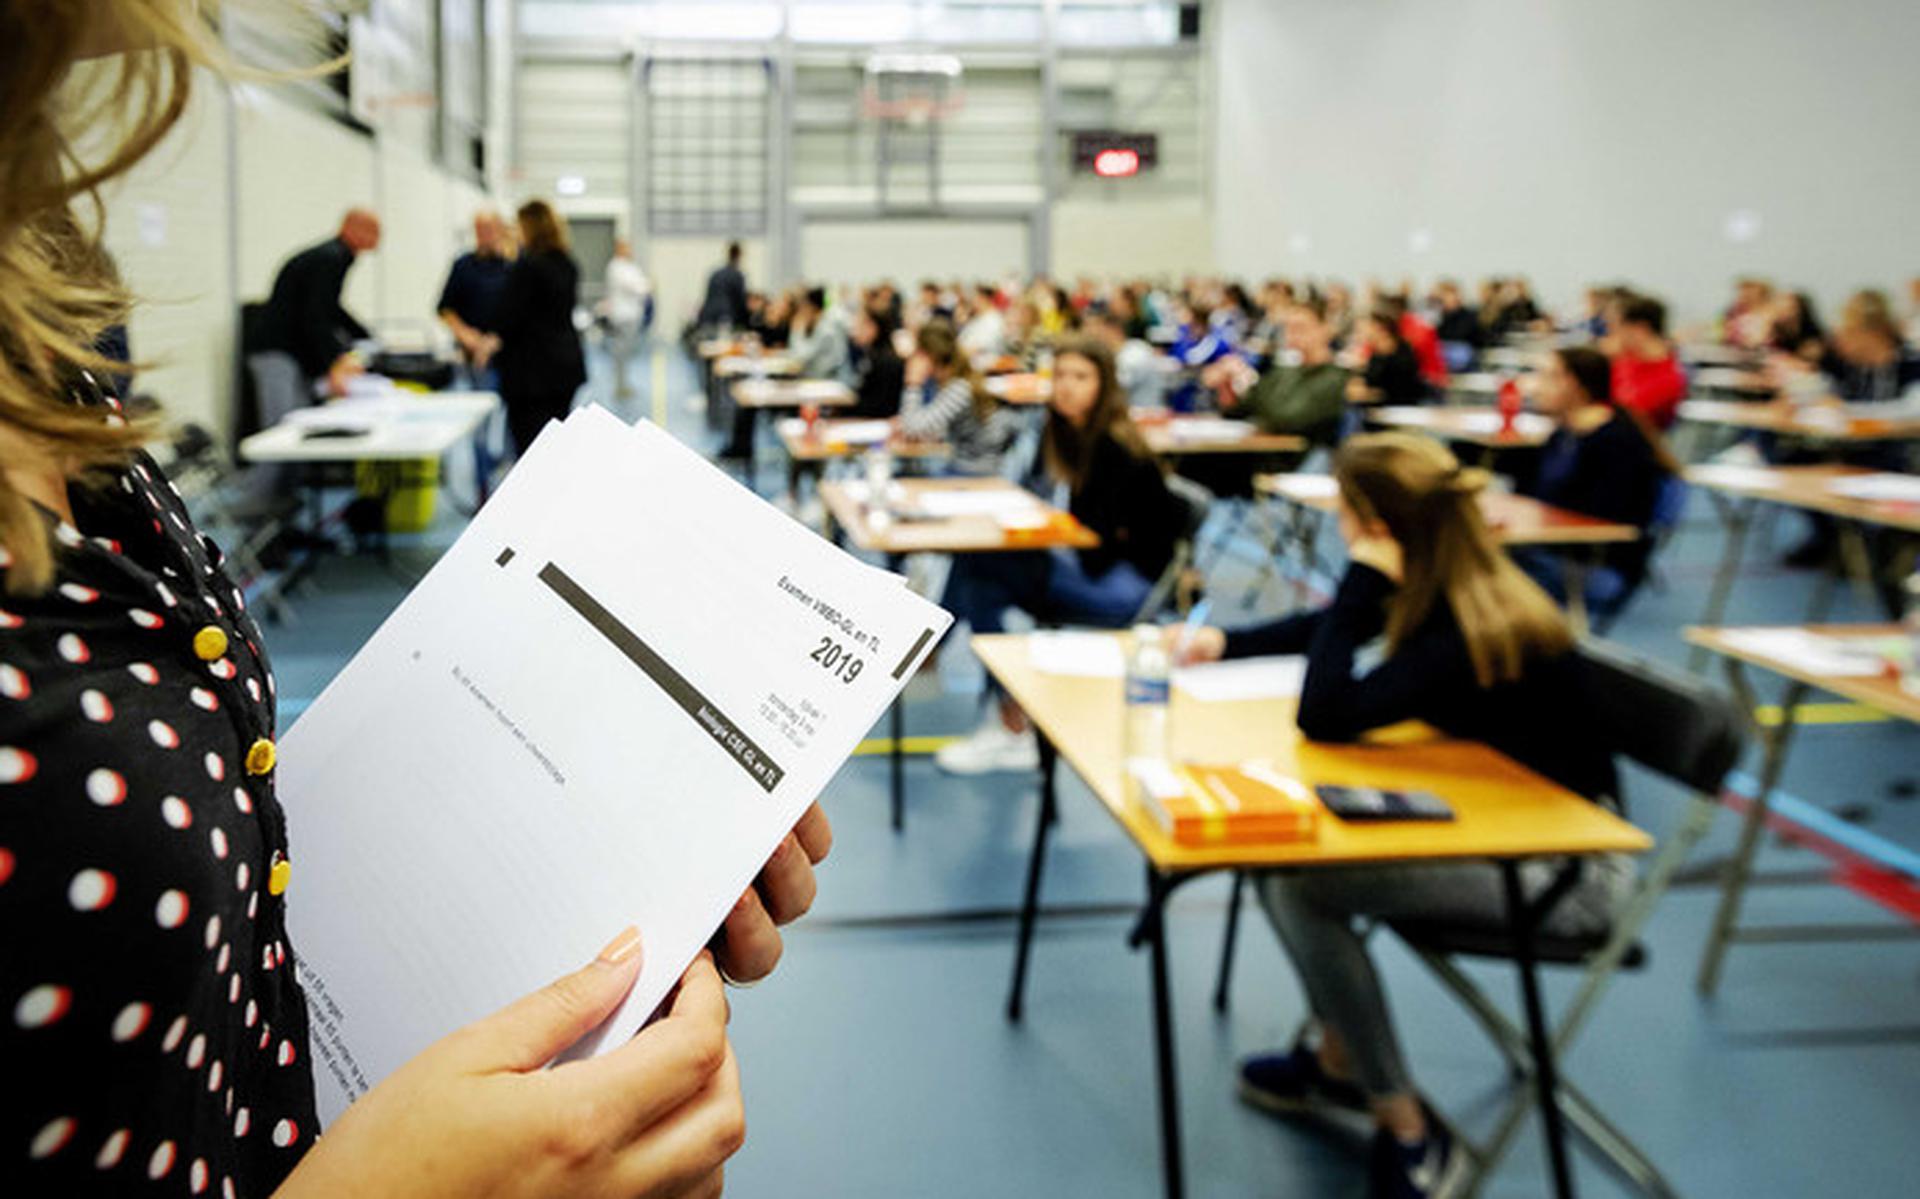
[258,345,1920,1198]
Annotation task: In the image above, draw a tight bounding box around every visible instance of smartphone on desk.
[1316,784,1456,823]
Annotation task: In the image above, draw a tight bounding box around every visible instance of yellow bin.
[354,459,439,533]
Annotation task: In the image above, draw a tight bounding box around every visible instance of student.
[3,9,826,1197]
[437,210,512,389]
[493,200,587,458]
[1430,279,1482,354]
[788,287,851,385]
[937,338,1185,774]
[1765,290,1825,363]
[696,240,750,332]
[1217,300,1351,447]
[1177,432,1629,1199]
[1511,348,1676,611]
[255,209,380,398]
[598,237,651,401]
[1089,308,1166,409]
[896,321,1022,475]
[1381,295,1447,388]
[957,283,1008,358]
[1722,276,1775,347]
[1817,289,1920,401]
[1608,294,1689,430]
[1346,311,1428,405]
[848,304,907,419]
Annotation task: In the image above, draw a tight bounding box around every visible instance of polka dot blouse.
[3,384,317,1196]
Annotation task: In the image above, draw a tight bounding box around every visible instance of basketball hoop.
[859,93,963,125]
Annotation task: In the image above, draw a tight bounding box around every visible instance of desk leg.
[1698,666,1809,997]
[1143,864,1187,1199]
[1212,871,1247,1013]
[1006,733,1058,1023]
[1688,495,1753,673]
[1500,861,1576,1199]
[887,551,905,832]
[1564,557,1591,637]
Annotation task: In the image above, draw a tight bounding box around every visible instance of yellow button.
[245,738,276,776]
[267,855,292,897]
[193,625,229,661]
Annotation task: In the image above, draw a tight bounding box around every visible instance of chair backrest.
[1573,638,1747,801]
[1164,473,1213,544]
[246,351,307,430]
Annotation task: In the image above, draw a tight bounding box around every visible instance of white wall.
[1212,0,1920,323]
[1052,197,1211,282]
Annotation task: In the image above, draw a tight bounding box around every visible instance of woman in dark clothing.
[1512,347,1677,611]
[494,200,587,458]
[934,337,1186,776]
[1346,311,1429,404]
[848,305,905,419]
[1178,432,1630,1199]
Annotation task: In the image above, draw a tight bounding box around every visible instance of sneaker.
[1235,1044,1372,1137]
[934,719,1040,775]
[1368,1107,1467,1199]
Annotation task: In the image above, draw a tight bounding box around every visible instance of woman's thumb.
[458,926,644,1073]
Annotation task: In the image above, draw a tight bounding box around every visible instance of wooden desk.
[1688,367,1776,398]
[713,353,802,379]
[776,419,948,465]
[820,479,1097,830]
[1367,405,1555,455]
[977,632,1647,1199]
[1684,625,1920,997]
[1679,399,1920,444]
[729,378,855,408]
[1684,464,1920,666]
[238,391,499,463]
[697,338,745,361]
[984,373,1053,405]
[1679,343,1763,370]
[1252,474,1636,632]
[1138,416,1306,459]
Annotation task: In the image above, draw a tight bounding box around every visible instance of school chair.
[1211,638,1746,1197]
[1129,474,1214,623]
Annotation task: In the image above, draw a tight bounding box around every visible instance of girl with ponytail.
[1178,432,1631,1197]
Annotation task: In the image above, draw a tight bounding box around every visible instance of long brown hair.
[516,199,572,256]
[915,319,995,421]
[1041,336,1154,492]
[0,3,324,593]
[1334,432,1572,687]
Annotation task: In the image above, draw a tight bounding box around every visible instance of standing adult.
[494,200,587,458]
[254,208,381,398]
[696,241,750,333]
[600,238,653,401]
[436,210,513,390]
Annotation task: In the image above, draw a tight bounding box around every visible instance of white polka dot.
[155,889,189,929]
[127,662,160,685]
[276,1038,297,1067]
[245,678,262,704]
[185,1032,206,1069]
[271,1119,298,1148]
[79,690,114,722]
[111,1002,152,1042]
[148,1139,177,1179]
[0,747,40,784]
[204,914,223,950]
[67,869,116,911]
[257,1024,270,1050]
[148,720,180,749]
[243,1000,258,1028]
[0,610,18,631]
[58,582,99,603]
[29,1116,76,1159]
[233,1108,251,1137]
[215,941,231,972]
[57,633,91,663]
[160,797,193,829]
[161,1015,188,1052]
[55,523,84,548]
[14,983,71,1028]
[0,663,30,699]
[261,946,275,972]
[267,672,276,696]
[246,892,259,920]
[209,828,229,860]
[191,1157,210,1193]
[227,973,241,1004]
[128,608,164,629]
[95,1127,130,1169]
[205,753,226,781]
[209,658,237,681]
[223,1177,237,1199]
[224,1088,233,1116]
[156,582,178,608]
[231,787,253,815]
[85,768,126,806]
[190,687,219,711]
[235,862,251,892]
[206,1060,223,1093]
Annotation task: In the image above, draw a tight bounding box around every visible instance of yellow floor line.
[853,735,960,756]
[1753,701,1891,727]
[650,345,667,427]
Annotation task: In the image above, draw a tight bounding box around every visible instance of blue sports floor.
[255,345,1919,1198]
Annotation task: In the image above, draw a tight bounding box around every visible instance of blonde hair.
[0,3,326,592]
[1334,432,1572,687]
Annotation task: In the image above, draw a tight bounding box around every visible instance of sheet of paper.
[1276,474,1339,499]
[1687,464,1786,492]
[1457,411,1554,438]
[1174,655,1308,702]
[910,488,1044,518]
[1028,631,1126,677]
[1825,473,1920,503]
[279,407,952,1124]
[1170,418,1257,443]
[1716,628,1890,677]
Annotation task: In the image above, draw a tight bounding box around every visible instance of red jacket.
[1400,313,1448,386]
[1611,352,1688,429]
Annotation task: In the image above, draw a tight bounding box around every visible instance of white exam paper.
[1174,656,1308,702]
[1826,473,1920,503]
[1029,631,1126,677]
[279,407,951,1123]
[1716,629,1888,678]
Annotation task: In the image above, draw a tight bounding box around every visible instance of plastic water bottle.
[1125,625,1172,764]
[1903,570,1920,697]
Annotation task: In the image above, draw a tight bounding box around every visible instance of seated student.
[1218,299,1352,446]
[936,338,1186,774]
[1178,432,1630,1199]
[1766,289,1826,363]
[1609,294,1689,429]
[789,286,851,384]
[1817,289,1920,401]
[1430,278,1482,354]
[958,283,1008,358]
[896,320,1023,476]
[848,303,906,418]
[1090,308,1167,409]
[1906,276,1920,347]
[1346,311,1428,405]
[1722,276,1776,347]
[1382,294,1448,388]
[1510,348,1676,612]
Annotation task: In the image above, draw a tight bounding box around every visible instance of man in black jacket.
[254,208,381,397]
[696,241,749,331]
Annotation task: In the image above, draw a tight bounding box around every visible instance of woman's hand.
[278,940,742,1199]
[712,802,831,983]
[1173,626,1226,667]
[904,352,932,387]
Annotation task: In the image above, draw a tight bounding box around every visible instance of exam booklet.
[278,407,952,1123]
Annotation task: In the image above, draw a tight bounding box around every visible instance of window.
[646,58,773,236]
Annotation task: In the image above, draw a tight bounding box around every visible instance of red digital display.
[1093,148,1141,178]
